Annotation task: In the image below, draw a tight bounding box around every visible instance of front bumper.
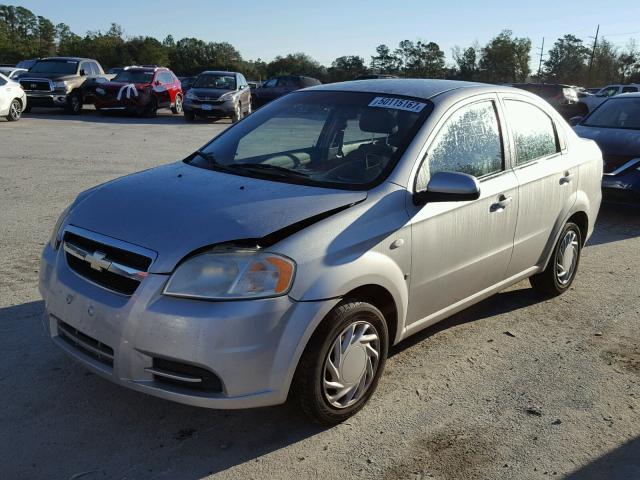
[25,91,69,107]
[602,161,640,204]
[94,96,148,113]
[39,239,337,409]
[184,98,235,117]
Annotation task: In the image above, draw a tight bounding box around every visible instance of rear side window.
[504,100,559,165]
[622,86,638,93]
[416,100,503,189]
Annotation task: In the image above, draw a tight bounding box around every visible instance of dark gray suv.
[183,71,251,122]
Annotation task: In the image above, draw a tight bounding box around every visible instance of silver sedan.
[40,79,602,424]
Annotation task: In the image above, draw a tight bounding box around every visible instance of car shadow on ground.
[1,301,326,479]
[587,202,640,246]
[563,436,640,479]
[21,108,232,126]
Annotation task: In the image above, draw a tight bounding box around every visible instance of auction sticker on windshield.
[368,97,427,113]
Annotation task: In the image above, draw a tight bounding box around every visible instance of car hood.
[67,162,367,273]
[188,87,234,98]
[19,72,77,81]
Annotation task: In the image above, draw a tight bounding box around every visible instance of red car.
[94,66,183,116]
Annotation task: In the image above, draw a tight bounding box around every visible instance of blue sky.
[7,0,640,66]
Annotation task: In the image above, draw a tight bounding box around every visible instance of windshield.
[113,70,154,83]
[187,91,430,189]
[194,74,236,90]
[583,97,640,130]
[30,60,78,74]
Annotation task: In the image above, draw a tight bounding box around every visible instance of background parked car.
[509,83,587,118]
[355,74,399,80]
[0,72,26,121]
[17,57,109,114]
[251,75,321,107]
[573,93,640,204]
[107,67,125,75]
[0,66,27,79]
[183,70,251,122]
[94,66,183,117]
[579,83,640,113]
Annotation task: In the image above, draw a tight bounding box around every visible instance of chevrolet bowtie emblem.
[88,251,111,271]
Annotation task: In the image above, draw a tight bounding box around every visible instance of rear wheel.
[171,95,183,114]
[530,222,582,297]
[290,301,388,425]
[6,98,22,121]
[144,97,158,118]
[65,92,82,115]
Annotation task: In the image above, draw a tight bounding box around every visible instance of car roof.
[41,57,92,62]
[200,71,238,76]
[306,79,506,100]
[611,92,640,98]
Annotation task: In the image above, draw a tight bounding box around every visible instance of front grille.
[193,98,223,105]
[150,357,223,393]
[63,231,152,295]
[57,319,114,367]
[20,79,52,92]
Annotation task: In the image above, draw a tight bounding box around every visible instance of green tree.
[452,45,478,80]
[479,30,531,83]
[266,52,325,79]
[328,55,368,81]
[370,44,398,74]
[543,34,589,84]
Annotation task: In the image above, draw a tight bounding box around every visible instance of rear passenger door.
[406,95,519,326]
[500,95,579,277]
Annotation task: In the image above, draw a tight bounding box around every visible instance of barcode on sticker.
[368,97,426,113]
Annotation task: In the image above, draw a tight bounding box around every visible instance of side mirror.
[413,171,481,205]
[569,116,583,126]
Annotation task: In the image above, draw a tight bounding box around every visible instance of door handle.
[490,194,512,212]
[560,172,574,185]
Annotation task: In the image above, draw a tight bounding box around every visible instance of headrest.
[360,109,398,135]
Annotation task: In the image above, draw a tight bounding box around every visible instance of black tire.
[65,92,82,115]
[6,98,22,121]
[530,222,582,297]
[290,301,388,425]
[171,95,183,114]
[184,111,196,122]
[230,102,241,123]
[144,97,158,118]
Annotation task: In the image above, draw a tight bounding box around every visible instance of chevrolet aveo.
[40,80,603,424]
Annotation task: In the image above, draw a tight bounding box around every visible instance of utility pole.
[537,37,545,79]
[588,24,600,84]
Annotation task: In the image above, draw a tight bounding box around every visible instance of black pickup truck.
[16,57,111,114]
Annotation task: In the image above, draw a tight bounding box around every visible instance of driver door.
[405,95,519,327]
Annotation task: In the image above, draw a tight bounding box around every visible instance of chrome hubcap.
[322,321,380,409]
[556,230,579,285]
[10,100,20,119]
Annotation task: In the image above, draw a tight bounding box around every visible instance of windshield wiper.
[231,163,310,178]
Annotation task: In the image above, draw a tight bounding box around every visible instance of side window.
[90,62,101,74]
[600,86,619,97]
[263,78,277,88]
[416,100,503,191]
[504,100,559,165]
[622,86,638,93]
[0,75,6,86]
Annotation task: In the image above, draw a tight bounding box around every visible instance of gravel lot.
[1,108,639,480]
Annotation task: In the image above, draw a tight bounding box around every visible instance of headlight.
[219,92,234,101]
[186,91,197,100]
[95,87,105,95]
[164,250,295,300]
[54,80,68,91]
[50,204,72,250]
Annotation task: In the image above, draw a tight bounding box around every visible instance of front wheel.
[530,222,582,297]
[230,102,241,123]
[144,97,158,118]
[65,92,82,115]
[171,95,183,114]
[6,98,22,121]
[290,301,388,425]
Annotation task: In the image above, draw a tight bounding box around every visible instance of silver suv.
[40,80,603,424]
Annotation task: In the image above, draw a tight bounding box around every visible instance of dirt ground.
[1,108,639,480]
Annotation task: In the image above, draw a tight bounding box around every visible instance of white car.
[579,84,640,113]
[0,66,28,79]
[0,72,27,121]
